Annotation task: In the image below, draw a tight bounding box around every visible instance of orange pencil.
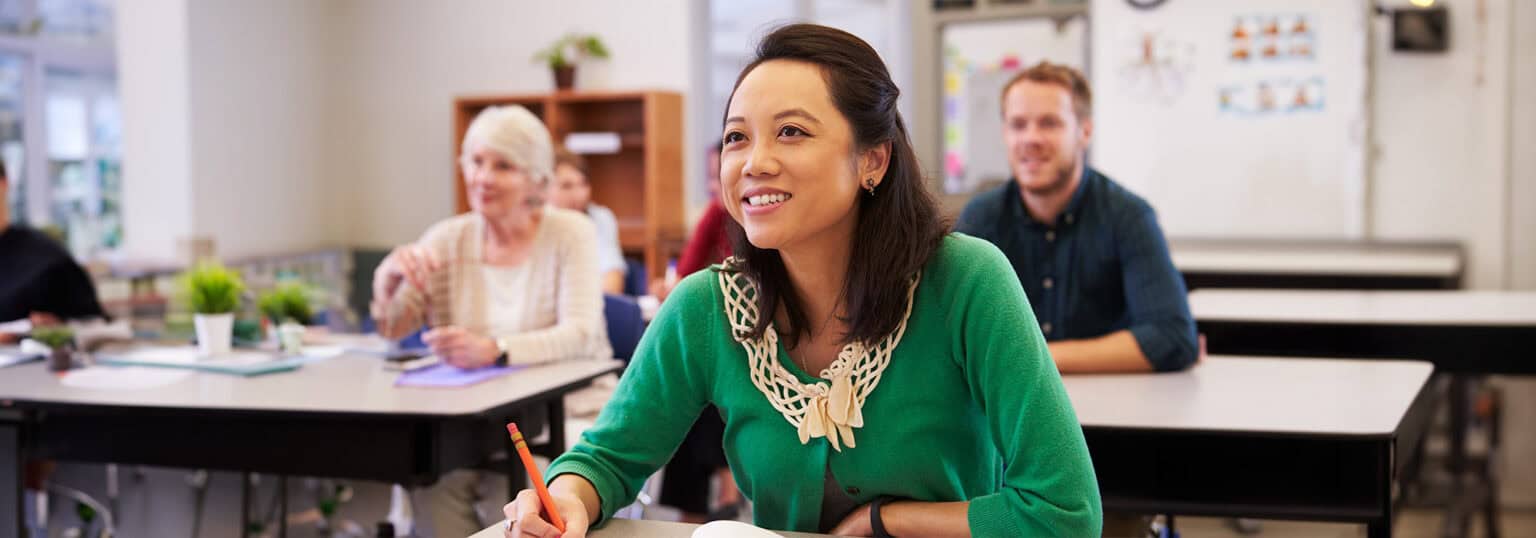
[507,422,567,533]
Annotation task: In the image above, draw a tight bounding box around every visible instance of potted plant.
[533,33,610,90]
[31,325,75,372]
[257,281,315,353]
[180,262,245,357]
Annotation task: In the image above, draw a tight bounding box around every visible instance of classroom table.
[471,518,835,537]
[1170,238,1464,290]
[1071,356,1434,538]
[0,351,623,538]
[1191,289,1536,375]
[465,357,1431,538]
[1192,289,1536,537]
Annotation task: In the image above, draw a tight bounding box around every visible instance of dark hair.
[553,145,588,177]
[999,61,1093,120]
[722,23,947,347]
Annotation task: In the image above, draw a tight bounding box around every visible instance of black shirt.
[0,225,106,322]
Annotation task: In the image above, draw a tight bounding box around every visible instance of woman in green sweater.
[505,24,1101,538]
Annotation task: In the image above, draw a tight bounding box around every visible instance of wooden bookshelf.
[452,91,685,281]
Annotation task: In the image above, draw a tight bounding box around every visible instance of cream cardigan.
[373,208,612,364]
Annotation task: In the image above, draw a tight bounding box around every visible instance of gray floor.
[32,462,1536,538]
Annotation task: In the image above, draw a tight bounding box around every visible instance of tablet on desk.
[383,351,440,372]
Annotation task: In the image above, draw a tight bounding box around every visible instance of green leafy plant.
[257,281,315,325]
[180,262,245,314]
[31,325,74,349]
[533,33,610,68]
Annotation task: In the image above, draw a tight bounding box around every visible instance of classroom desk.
[1070,356,1434,538]
[1192,289,1536,537]
[471,518,835,537]
[1190,289,1536,374]
[0,353,622,538]
[1170,239,1464,290]
[474,357,1430,538]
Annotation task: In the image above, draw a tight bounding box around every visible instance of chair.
[623,258,649,297]
[603,294,644,363]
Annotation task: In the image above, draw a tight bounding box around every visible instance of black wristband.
[871,496,897,538]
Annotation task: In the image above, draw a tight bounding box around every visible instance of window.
[0,0,118,258]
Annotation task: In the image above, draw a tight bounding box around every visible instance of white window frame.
[0,1,117,245]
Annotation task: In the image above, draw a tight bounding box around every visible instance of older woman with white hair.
[370,105,611,536]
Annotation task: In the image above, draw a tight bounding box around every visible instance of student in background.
[650,141,731,301]
[547,146,627,295]
[656,141,742,523]
[370,105,611,537]
[0,157,107,343]
[955,62,1198,375]
[504,24,1100,537]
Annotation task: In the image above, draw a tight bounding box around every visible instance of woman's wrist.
[550,474,601,524]
[871,496,899,537]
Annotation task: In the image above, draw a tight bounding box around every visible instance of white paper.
[691,520,783,538]
[0,318,32,335]
[60,367,192,390]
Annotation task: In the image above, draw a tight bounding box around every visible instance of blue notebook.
[394,363,523,388]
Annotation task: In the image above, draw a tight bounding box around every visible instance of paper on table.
[691,520,784,538]
[299,345,347,360]
[0,318,32,335]
[0,345,42,368]
[61,366,193,390]
[394,363,522,388]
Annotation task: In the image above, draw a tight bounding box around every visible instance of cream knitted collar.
[717,262,919,451]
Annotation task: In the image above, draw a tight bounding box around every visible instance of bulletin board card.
[1089,0,1369,238]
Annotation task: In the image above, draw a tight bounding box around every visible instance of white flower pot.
[194,313,235,357]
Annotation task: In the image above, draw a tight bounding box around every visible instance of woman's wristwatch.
[494,337,510,367]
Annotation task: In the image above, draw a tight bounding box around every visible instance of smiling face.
[720,59,873,252]
[1001,79,1092,197]
[460,141,538,218]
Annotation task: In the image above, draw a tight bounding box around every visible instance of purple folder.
[394,363,524,388]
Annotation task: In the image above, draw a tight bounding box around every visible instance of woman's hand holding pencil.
[503,423,594,538]
[503,487,590,538]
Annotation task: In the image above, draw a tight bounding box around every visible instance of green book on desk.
[97,346,305,376]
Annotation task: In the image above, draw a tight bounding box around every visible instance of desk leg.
[1,421,20,538]
[1442,376,1476,538]
[545,399,567,457]
[278,475,288,538]
[1369,519,1393,538]
[240,473,250,536]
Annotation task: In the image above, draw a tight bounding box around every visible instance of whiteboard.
[1089,0,1369,238]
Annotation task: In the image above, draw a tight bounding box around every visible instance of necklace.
[718,261,919,451]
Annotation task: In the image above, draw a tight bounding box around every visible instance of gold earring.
[864,178,876,196]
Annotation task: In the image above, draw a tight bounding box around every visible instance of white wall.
[116,0,698,259]
[1370,0,1513,289]
[186,0,339,259]
[1498,0,1536,509]
[1511,0,1536,291]
[116,0,193,262]
[328,0,698,248]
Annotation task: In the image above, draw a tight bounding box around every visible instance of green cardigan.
[548,234,1102,536]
